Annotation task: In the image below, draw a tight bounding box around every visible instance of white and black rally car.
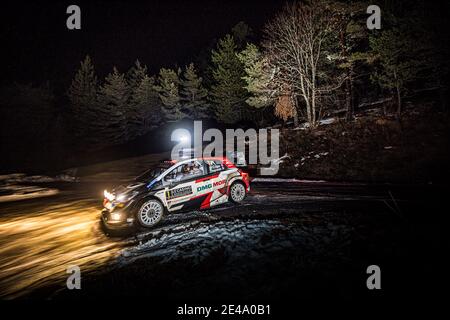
[101,157,250,232]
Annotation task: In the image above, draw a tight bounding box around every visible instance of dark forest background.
[1,0,449,176]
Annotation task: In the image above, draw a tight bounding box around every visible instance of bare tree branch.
[263,0,342,127]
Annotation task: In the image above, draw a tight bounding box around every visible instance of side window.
[206,160,225,174]
[163,160,205,185]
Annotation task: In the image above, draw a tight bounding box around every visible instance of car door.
[162,160,208,211]
[203,159,228,206]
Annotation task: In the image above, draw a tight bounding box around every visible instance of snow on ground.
[293,151,330,168]
[294,117,337,130]
[270,153,290,165]
[319,118,337,125]
[118,218,351,267]
[257,153,291,175]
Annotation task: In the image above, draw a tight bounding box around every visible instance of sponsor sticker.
[213,180,226,187]
[197,184,212,192]
[167,186,192,200]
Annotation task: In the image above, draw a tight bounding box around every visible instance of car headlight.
[111,212,122,221]
[104,190,115,201]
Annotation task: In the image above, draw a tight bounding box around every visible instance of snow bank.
[293,117,337,130]
[319,118,337,125]
[118,218,352,270]
[0,172,76,203]
[0,173,78,183]
[0,185,59,203]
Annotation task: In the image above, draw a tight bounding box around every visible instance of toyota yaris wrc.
[101,157,250,232]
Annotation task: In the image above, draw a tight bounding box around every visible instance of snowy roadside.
[0,173,78,184]
[0,185,59,203]
[118,218,351,267]
[0,173,77,203]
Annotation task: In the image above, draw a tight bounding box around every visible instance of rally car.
[101,157,250,232]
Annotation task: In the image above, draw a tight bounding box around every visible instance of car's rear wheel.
[137,199,164,228]
[229,182,246,203]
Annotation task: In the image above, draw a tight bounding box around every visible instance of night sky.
[2,0,283,88]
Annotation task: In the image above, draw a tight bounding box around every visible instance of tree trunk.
[345,64,354,121]
[392,69,402,119]
[396,84,402,118]
[311,70,317,128]
[305,100,311,126]
[311,94,317,128]
[340,28,354,122]
[292,95,299,127]
[382,100,387,116]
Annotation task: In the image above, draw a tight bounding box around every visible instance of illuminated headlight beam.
[111,212,122,221]
[103,190,115,202]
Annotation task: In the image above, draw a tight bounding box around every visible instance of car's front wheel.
[137,199,164,228]
[229,182,246,203]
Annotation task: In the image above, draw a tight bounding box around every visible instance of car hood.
[112,181,146,196]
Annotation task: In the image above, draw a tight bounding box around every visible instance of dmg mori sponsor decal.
[197,179,226,192]
[197,184,212,192]
[166,186,192,200]
[213,180,226,187]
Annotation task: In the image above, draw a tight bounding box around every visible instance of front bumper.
[101,208,135,230]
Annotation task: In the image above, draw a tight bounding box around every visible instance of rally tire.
[229,182,246,203]
[136,199,165,228]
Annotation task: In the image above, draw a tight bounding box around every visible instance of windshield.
[134,166,167,182]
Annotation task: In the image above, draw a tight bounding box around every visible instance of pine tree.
[231,21,253,50]
[133,75,158,106]
[156,68,184,122]
[127,59,147,92]
[238,43,274,109]
[67,55,99,142]
[210,35,248,124]
[126,60,160,139]
[98,67,129,144]
[180,63,209,119]
[369,25,423,117]
[68,55,97,109]
[130,74,160,134]
[327,1,368,121]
